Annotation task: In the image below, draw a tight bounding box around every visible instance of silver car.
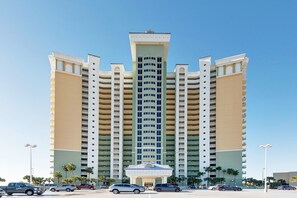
[109,184,145,194]
[0,188,5,198]
[50,185,75,192]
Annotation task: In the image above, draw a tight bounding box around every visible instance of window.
[157,106,161,111]
[157,82,161,86]
[138,82,142,86]
[157,143,161,147]
[157,57,162,62]
[138,118,142,123]
[138,112,142,117]
[157,118,161,123]
[157,64,162,68]
[138,76,142,80]
[138,100,142,105]
[138,124,142,129]
[157,88,161,93]
[137,143,142,147]
[138,63,142,69]
[137,149,142,154]
[157,76,162,81]
[157,131,161,135]
[157,94,161,99]
[138,70,142,75]
[137,137,142,141]
[137,130,142,135]
[138,88,142,92]
[157,100,161,105]
[157,70,162,75]
[157,125,161,129]
[157,137,161,141]
[137,155,142,160]
[157,112,161,117]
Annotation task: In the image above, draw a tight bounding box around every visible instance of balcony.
[242,154,246,158]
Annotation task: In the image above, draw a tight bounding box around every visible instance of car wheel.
[50,188,56,192]
[7,193,13,196]
[26,190,34,196]
[134,189,140,194]
[90,187,94,190]
[156,188,161,192]
[175,189,180,192]
[66,188,71,192]
[112,189,119,194]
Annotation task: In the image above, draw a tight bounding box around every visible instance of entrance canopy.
[125,163,173,185]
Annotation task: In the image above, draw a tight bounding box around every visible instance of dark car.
[277,185,296,190]
[76,184,95,190]
[153,184,181,192]
[218,185,242,191]
[2,182,45,196]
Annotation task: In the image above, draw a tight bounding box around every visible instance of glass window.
[157,94,161,99]
[157,125,161,129]
[137,149,142,154]
[157,100,161,105]
[137,130,142,135]
[157,88,161,93]
[138,118,142,123]
[157,76,162,81]
[157,112,161,117]
[157,143,161,147]
[157,155,161,160]
[157,130,161,135]
[138,82,142,86]
[138,106,142,111]
[138,76,142,80]
[137,143,142,147]
[138,112,142,117]
[157,70,162,74]
[138,100,142,105]
[137,155,142,160]
[157,82,161,86]
[157,118,161,123]
[157,106,161,111]
[138,57,142,62]
[138,94,142,99]
[138,124,142,129]
[138,88,142,92]
[138,63,142,69]
[138,70,142,75]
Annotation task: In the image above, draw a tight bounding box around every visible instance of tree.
[62,178,74,184]
[216,167,222,178]
[108,178,115,185]
[204,166,214,186]
[85,167,94,181]
[23,175,31,183]
[0,177,6,182]
[98,175,106,185]
[33,177,44,186]
[291,176,297,182]
[62,163,76,178]
[54,171,63,185]
[266,177,275,188]
[233,170,239,185]
[167,176,179,184]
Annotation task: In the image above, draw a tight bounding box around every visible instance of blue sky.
[0,0,296,183]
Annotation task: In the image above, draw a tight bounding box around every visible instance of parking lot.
[5,189,295,198]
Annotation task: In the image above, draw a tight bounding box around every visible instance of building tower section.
[130,32,170,165]
[215,54,249,183]
[199,56,212,182]
[110,64,125,180]
[174,65,188,178]
[49,52,84,177]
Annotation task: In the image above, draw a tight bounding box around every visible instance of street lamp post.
[25,144,37,184]
[259,144,272,193]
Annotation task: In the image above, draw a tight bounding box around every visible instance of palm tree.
[85,167,94,181]
[98,175,106,185]
[67,163,77,176]
[62,164,69,178]
[54,171,63,185]
[204,166,214,186]
[62,163,76,178]
[23,175,31,183]
[108,178,115,186]
[222,169,227,179]
[216,167,222,178]
[0,177,6,182]
[291,176,297,182]
[62,178,74,184]
[233,170,239,185]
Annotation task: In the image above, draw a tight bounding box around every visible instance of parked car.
[218,185,242,191]
[277,185,296,190]
[208,185,216,190]
[109,184,145,194]
[1,182,45,196]
[49,184,76,192]
[153,183,181,192]
[44,184,57,190]
[76,184,95,190]
[0,188,5,198]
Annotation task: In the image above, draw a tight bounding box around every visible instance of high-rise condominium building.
[49,31,248,185]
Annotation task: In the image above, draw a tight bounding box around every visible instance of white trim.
[199,56,211,184]
[87,55,100,180]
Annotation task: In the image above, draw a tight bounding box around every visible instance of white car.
[208,186,216,190]
[0,188,5,198]
[50,185,75,192]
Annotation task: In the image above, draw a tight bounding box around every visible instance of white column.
[162,176,167,183]
[87,54,100,180]
[199,56,211,185]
